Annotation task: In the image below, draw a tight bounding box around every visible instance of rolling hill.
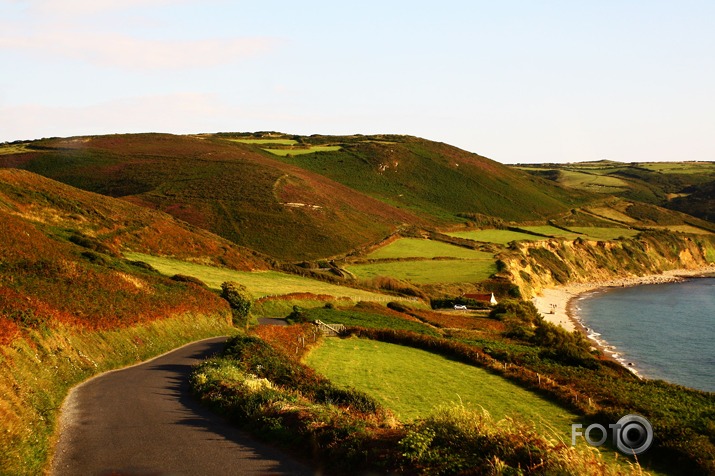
[1,133,587,260]
[0,168,243,345]
[514,160,715,223]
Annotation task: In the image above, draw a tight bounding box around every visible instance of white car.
[454,304,468,310]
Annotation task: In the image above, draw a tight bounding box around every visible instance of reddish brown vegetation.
[414,310,505,331]
[251,323,319,359]
[255,292,350,304]
[0,168,268,271]
[0,196,231,343]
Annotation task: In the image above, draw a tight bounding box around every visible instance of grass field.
[124,252,394,301]
[520,226,584,240]
[557,169,630,192]
[644,225,714,235]
[305,337,581,437]
[568,227,640,240]
[346,259,497,284]
[263,145,342,156]
[228,138,298,145]
[445,229,540,244]
[638,161,715,174]
[366,238,493,259]
[0,144,31,155]
[300,307,439,335]
[583,206,639,224]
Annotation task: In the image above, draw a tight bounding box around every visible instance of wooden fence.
[313,320,346,337]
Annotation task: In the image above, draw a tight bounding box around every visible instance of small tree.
[220,281,253,328]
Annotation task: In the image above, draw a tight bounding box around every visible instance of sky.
[1,1,713,164]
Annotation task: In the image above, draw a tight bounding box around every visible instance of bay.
[574,278,715,392]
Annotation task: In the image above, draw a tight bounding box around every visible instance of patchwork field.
[305,337,581,437]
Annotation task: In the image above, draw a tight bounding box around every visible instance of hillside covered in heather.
[1,133,584,260]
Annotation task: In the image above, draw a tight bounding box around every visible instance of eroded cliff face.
[499,231,715,298]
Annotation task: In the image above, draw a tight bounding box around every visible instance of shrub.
[400,405,630,475]
[220,281,253,327]
[170,274,207,287]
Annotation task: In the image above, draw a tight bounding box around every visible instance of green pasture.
[306,337,580,436]
[228,138,298,145]
[124,252,392,301]
[367,238,493,259]
[301,307,438,336]
[583,206,639,224]
[645,225,714,235]
[557,170,629,192]
[519,226,583,240]
[638,161,715,175]
[346,259,496,284]
[445,229,540,244]
[568,227,639,240]
[0,144,31,155]
[264,145,342,156]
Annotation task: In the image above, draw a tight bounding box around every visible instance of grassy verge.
[0,312,235,475]
[305,337,581,434]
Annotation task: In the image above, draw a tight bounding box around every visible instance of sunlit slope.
[0,168,267,270]
[515,160,715,223]
[0,169,236,344]
[1,134,424,260]
[271,136,585,222]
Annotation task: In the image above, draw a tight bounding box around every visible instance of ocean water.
[572,278,715,393]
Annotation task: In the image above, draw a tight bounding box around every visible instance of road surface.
[51,336,313,475]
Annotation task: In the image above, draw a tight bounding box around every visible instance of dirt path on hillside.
[51,337,313,475]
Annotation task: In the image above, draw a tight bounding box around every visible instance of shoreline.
[531,265,715,373]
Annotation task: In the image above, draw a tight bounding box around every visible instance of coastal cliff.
[499,230,715,298]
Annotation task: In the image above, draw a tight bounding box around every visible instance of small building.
[463,292,498,306]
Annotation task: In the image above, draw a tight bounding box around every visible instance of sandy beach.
[533,266,715,331]
[531,266,715,367]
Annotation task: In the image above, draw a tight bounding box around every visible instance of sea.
[571,277,715,393]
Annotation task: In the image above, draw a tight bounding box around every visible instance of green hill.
[514,160,715,223]
[1,133,587,260]
[266,134,585,222]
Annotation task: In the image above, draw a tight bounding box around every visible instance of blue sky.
[1,1,713,163]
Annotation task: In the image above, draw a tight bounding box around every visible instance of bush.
[220,281,253,327]
[170,274,207,287]
[399,405,629,475]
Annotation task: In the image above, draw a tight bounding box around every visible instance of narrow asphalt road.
[51,337,314,476]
